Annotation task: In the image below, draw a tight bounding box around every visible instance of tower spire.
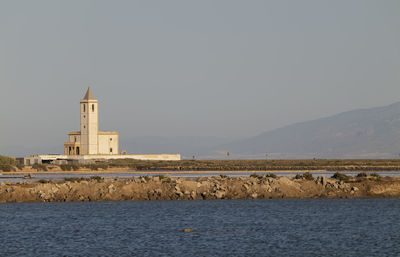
[83,87,95,100]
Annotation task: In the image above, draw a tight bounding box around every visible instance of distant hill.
[212,102,400,159]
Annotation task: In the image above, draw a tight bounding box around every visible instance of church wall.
[69,135,81,143]
[98,134,119,155]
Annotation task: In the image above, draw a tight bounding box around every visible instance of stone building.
[64,88,119,156]
[24,88,181,165]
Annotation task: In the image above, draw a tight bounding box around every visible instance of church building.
[64,88,119,156]
[24,88,180,165]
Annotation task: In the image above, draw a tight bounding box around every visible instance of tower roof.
[83,87,95,100]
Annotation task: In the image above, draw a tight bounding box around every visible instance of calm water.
[1,199,400,256]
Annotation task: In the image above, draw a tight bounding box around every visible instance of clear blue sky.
[1,0,399,155]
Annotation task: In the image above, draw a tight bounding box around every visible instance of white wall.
[98,134,119,155]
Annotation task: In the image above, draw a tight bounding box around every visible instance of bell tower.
[80,87,99,155]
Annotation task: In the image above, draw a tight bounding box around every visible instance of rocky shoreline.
[1,175,400,203]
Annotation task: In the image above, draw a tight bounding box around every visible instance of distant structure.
[64,87,119,156]
[24,88,181,165]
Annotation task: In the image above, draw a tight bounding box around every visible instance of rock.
[215,190,225,199]
[316,176,327,186]
[242,184,249,191]
[183,229,194,232]
[108,184,116,193]
[190,191,196,199]
[278,177,294,186]
[184,190,190,195]
[351,186,359,192]
[251,193,258,199]
[153,176,160,182]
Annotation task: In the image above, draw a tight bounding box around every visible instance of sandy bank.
[1,175,399,203]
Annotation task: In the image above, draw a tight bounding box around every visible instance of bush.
[83,164,109,171]
[60,164,79,171]
[162,178,172,183]
[0,155,16,165]
[63,177,85,182]
[157,175,166,180]
[16,164,25,170]
[370,173,381,178]
[32,164,47,171]
[89,176,104,182]
[303,172,314,180]
[265,173,277,178]
[331,172,349,182]
[356,172,368,178]
[38,179,49,184]
[293,172,314,180]
[0,164,15,172]
[250,173,261,179]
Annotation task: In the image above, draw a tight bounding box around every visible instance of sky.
[0,0,400,156]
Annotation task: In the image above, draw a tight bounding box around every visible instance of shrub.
[0,164,15,172]
[331,172,349,182]
[60,164,79,171]
[303,172,314,180]
[83,164,108,171]
[250,173,261,179]
[370,173,381,178]
[162,178,172,183]
[356,172,368,178]
[294,174,302,179]
[38,179,49,184]
[0,155,16,165]
[16,164,25,170]
[265,173,277,178]
[89,176,104,182]
[64,177,85,182]
[32,164,47,171]
[60,165,71,171]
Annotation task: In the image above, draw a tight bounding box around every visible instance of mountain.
[212,102,400,159]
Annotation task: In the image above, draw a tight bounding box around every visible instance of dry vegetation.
[106,159,400,171]
[3,156,400,172]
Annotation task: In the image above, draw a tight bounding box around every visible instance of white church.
[24,88,181,165]
[64,87,119,156]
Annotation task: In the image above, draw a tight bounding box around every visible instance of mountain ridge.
[211,101,400,159]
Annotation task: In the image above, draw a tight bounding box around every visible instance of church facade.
[64,88,119,156]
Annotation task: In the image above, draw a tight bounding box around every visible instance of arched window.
[83,104,86,112]
[110,148,113,153]
[92,104,95,112]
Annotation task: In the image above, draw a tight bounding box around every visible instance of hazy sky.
[1,0,400,155]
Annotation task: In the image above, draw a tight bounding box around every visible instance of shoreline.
[1,174,400,203]
[2,169,328,175]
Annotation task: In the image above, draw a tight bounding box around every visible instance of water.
[1,199,400,256]
[2,170,400,182]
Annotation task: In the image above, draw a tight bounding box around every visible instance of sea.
[1,199,399,256]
